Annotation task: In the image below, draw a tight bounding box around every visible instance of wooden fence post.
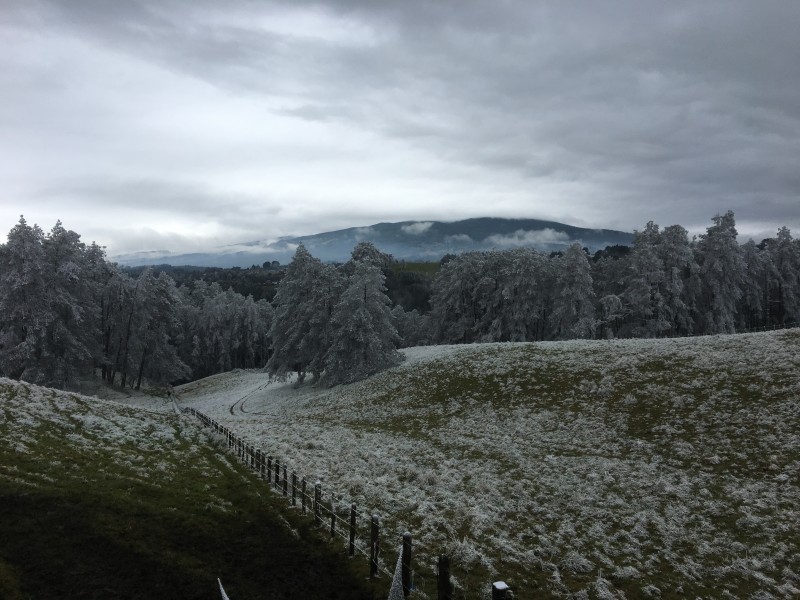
[291,472,297,506]
[349,503,357,557]
[274,459,280,489]
[402,532,412,597]
[491,581,510,599]
[301,477,307,514]
[370,514,380,578]
[314,482,322,525]
[267,456,273,483]
[437,555,453,600]
[259,450,266,479]
[282,465,288,496]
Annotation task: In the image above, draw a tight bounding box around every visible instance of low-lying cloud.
[401,221,434,235]
[486,228,571,248]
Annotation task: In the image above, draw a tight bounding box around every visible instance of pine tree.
[621,222,669,337]
[0,216,48,380]
[324,260,402,386]
[430,252,485,343]
[659,224,695,335]
[696,211,744,333]
[36,221,99,387]
[765,227,800,324]
[549,243,596,339]
[267,245,343,383]
[738,239,768,329]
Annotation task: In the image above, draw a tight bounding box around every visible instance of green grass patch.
[0,380,385,600]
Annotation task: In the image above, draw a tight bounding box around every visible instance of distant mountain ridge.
[113,217,634,267]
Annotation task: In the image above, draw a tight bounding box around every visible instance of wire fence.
[183,408,477,598]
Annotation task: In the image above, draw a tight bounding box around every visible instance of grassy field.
[180,330,800,598]
[0,378,385,600]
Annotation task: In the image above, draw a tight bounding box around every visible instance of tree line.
[0,217,273,390]
[1,211,798,391]
[427,211,800,343]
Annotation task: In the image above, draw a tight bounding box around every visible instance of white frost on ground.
[0,376,242,513]
[174,330,800,598]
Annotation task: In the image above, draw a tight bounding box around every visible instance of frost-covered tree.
[0,218,104,387]
[391,305,431,347]
[549,243,596,339]
[696,211,744,333]
[659,224,695,335]
[36,221,102,386]
[737,239,769,329]
[300,262,344,380]
[430,252,485,343]
[176,281,273,379]
[0,216,48,380]
[598,294,624,339]
[267,245,343,383]
[324,260,402,386]
[128,271,189,389]
[620,222,669,337]
[764,227,800,324]
[344,241,394,274]
[472,248,552,342]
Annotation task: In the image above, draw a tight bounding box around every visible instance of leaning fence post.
[349,503,357,556]
[301,477,307,514]
[370,514,380,578]
[438,555,453,600]
[291,472,297,506]
[491,581,511,599]
[314,481,322,525]
[282,465,288,496]
[402,532,412,597]
[267,456,273,483]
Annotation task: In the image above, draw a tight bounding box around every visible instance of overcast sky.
[2,0,799,257]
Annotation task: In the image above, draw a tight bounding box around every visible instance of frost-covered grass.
[178,330,800,599]
[0,378,380,600]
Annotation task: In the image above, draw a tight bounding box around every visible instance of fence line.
[184,407,486,598]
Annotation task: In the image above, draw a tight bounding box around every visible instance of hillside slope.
[114,217,634,266]
[0,379,379,600]
[178,330,800,598]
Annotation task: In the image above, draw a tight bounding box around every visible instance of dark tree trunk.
[135,349,147,390]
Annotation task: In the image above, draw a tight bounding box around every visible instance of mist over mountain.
[113,218,634,267]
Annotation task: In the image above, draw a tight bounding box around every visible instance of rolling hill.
[176,329,800,598]
[0,379,381,600]
[114,217,634,267]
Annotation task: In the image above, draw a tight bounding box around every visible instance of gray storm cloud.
[1,0,799,253]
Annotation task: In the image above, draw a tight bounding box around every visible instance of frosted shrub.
[560,550,593,574]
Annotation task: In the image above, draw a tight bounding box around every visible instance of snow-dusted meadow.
[178,330,800,598]
[0,376,241,505]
